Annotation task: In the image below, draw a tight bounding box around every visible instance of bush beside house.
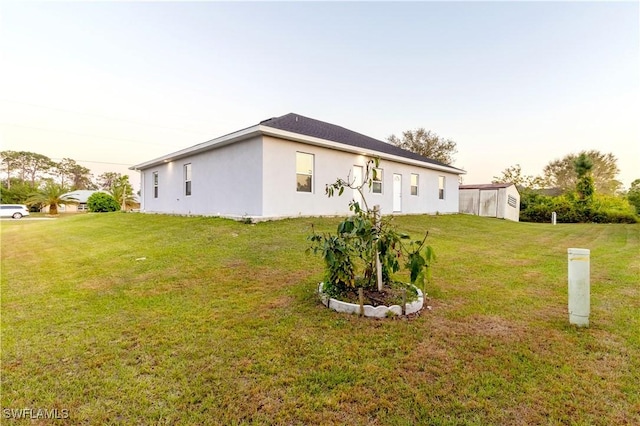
[87,192,120,212]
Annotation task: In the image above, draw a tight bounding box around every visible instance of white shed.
[130,113,466,220]
[459,183,520,222]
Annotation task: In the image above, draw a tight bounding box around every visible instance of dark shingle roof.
[260,113,462,171]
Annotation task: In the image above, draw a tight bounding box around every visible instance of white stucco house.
[459,183,520,222]
[130,113,466,220]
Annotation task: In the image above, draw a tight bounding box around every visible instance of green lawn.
[1,213,639,425]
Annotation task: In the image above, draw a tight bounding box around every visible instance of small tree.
[110,175,136,210]
[87,192,120,213]
[97,172,120,191]
[25,182,78,215]
[573,153,595,220]
[492,164,546,190]
[308,158,436,298]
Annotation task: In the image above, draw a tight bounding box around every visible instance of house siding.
[140,136,263,216]
[261,136,460,218]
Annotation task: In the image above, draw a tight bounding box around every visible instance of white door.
[393,174,402,212]
[353,166,363,209]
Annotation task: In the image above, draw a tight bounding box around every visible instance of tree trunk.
[374,205,383,292]
[50,203,58,215]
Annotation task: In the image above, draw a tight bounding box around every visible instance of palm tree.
[26,181,78,215]
[110,175,136,211]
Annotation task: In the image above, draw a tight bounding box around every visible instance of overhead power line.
[0,98,212,136]
[50,158,134,167]
[0,122,183,148]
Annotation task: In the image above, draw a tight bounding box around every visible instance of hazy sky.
[1,1,638,191]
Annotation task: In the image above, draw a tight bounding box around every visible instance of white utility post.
[568,248,590,327]
[374,205,383,292]
[552,211,557,225]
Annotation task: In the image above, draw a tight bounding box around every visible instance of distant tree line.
[493,150,638,223]
[1,150,135,213]
[386,127,637,223]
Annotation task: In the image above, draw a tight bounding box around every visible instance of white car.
[0,204,30,219]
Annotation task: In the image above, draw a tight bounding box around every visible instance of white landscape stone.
[318,283,424,318]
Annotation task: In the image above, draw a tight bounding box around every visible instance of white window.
[184,164,192,196]
[296,152,313,192]
[411,174,419,196]
[153,172,159,198]
[438,176,445,200]
[372,168,383,194]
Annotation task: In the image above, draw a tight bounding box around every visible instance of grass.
[1,212,639,425]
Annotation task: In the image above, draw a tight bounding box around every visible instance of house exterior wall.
[139,136,263,216]
[261,136,350,217]
[42,204,79,213]
[261,136,460,218]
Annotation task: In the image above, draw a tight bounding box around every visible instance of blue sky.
[1,1,638,190]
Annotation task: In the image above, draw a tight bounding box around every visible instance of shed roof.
[459,183,516,190]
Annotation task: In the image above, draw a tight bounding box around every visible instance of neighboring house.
[41,190,102,213]
[130,113,466,220]
[459,183,520,222]
[40,190,140,213]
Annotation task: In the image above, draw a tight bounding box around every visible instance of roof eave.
[129,125,262,170]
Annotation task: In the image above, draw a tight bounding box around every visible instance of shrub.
[520,192,638,223]
[87,192,120,212]
[520,192,555,222]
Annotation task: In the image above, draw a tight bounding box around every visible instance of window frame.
[372,168,383,194]
[184,163,192,196]
[410,173,419,196]
[296,152,314,193]
[153,171,159,199]
[438,176,445,200]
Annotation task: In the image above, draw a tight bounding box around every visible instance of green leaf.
[423,245,436,263]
